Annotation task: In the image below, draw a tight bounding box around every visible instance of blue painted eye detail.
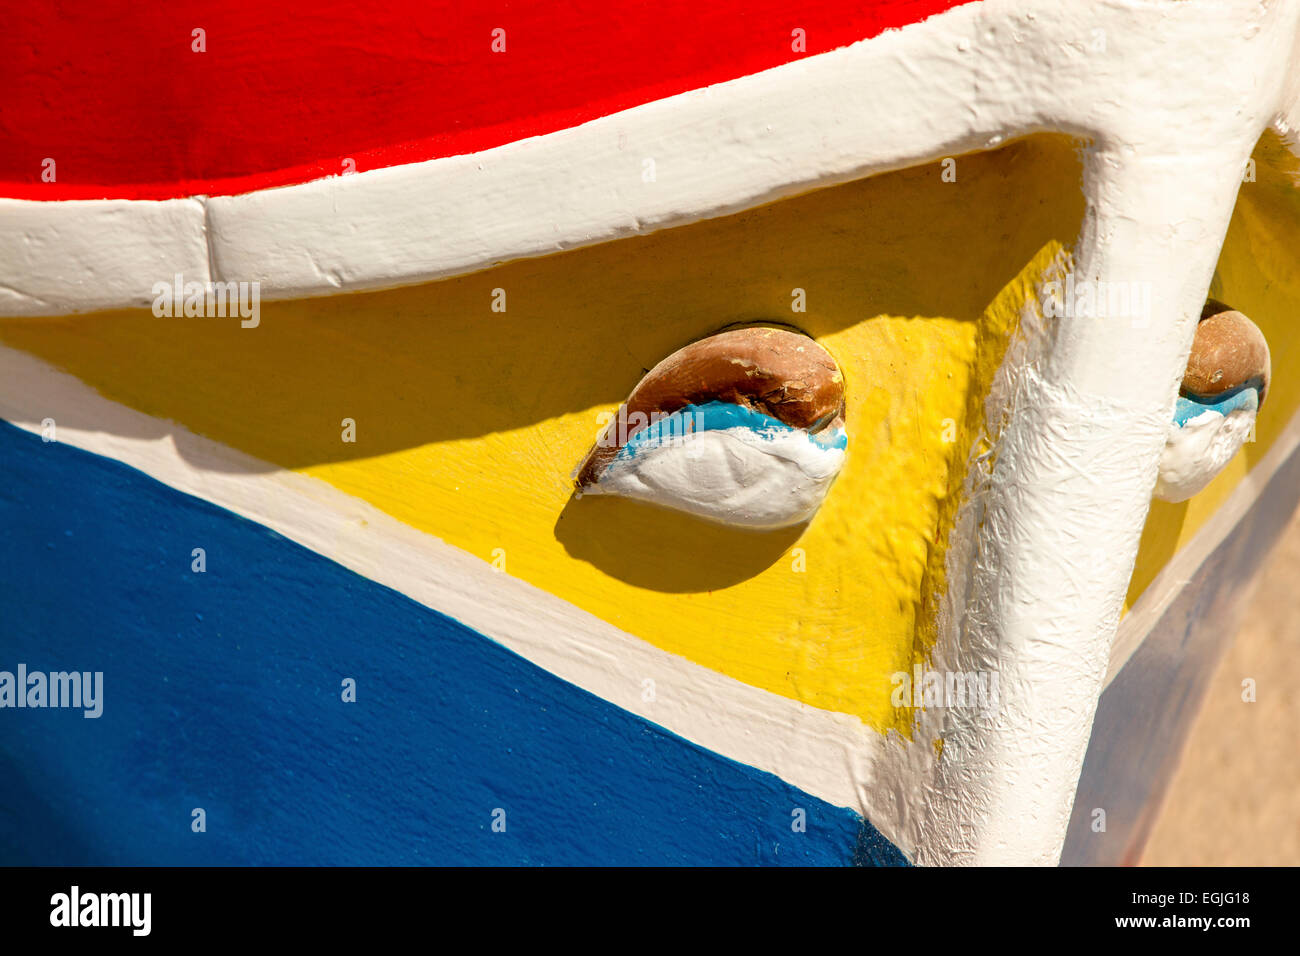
[1172,387,1258,427]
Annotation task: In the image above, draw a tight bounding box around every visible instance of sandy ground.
[1142,501,1300,866]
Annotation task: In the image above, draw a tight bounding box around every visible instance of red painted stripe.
[1,1,973,201]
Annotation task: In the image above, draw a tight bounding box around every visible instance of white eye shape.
[573,325,846,530]
[1155,302,1270,503]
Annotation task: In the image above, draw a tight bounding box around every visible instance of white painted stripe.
[0,198,209,315]
[0,343,905,849]
[1,0,1292,317]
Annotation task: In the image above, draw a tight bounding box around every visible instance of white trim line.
[0,198,208,316]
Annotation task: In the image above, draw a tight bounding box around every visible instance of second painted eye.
[573,325,846,530]
[1155,301,1271,502]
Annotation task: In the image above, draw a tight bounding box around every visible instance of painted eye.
[573,325,846,530]
[1155,300,1271,502]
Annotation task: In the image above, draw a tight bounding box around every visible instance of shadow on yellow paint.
[555,493,805,592]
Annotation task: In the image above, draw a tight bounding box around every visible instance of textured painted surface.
[886,1,1300,854]
[0,135,1082,732]
[0,421,903,866]
[0,0,970,200]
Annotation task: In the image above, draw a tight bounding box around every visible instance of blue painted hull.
[0,422,905,865]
